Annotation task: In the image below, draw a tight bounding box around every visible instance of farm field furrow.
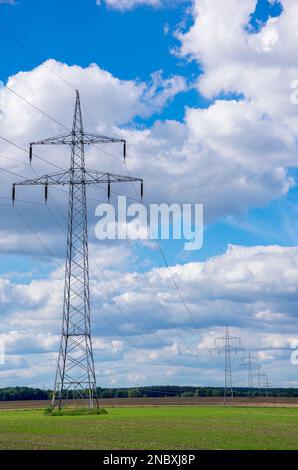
[0,397,298,410]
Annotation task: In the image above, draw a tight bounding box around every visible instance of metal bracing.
[210,326,243,405]
[13,90,143,409]
[14,169,143,187]
[240,351,258,397]
[253,365,271,392]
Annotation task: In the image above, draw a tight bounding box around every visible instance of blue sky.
[0,1,190,80]
[0,0,289,263]
[0,0,202,123]
[0,0,297,389]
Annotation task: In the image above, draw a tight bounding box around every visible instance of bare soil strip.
[0,396,298,410]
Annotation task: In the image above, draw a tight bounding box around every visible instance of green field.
[0,406,297,450]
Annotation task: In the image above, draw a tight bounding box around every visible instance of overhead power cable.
[0,50,201,357]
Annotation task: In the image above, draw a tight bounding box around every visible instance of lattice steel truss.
[210,326,243,404]
[13,91,143,409]
[253,365,271,392]
[240,351,258,397]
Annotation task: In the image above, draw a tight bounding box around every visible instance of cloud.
[178,0,298,133]
[0,34,296,255]
[126,101,294,223]
[0,244,297,387]
[1,59,184,132]
[0,60,186,254]
[96,0,177,11]
[172,0,298,213]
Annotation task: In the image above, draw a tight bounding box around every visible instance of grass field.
[0,406,297,450]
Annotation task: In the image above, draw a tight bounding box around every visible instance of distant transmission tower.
[254,365,263,390]
[262,372,271,395]
[241,351,257,398]
[12,90,143,409]
[211,326,243,404]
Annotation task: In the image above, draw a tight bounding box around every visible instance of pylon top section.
[73,89,83,135]
[27,90,127,165]
[210,326,244,354]
[12,90,143,203]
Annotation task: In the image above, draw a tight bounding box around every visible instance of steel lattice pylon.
[210,326,243,405]
[240,351,257,398]
[13,91,143,409]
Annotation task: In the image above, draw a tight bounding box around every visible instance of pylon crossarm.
[82,132,125,145]
[30,132,126,146]
[82,132,126,159]
[12,170,72,204]
[29,133,76,164]
[13,170,71,187]
[229,337,242,342]
[14,170,142,187]
[30,132,125,147]
[84,169,143,184]
[30,133,73,146]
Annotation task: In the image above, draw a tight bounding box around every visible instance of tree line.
[0,386,298,401]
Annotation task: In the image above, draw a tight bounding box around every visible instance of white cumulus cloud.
[0,244,297,387]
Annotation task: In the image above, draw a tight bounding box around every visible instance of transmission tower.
[241,351,257,398]
[210,326,243,404]
[12,90,143,409]
[252,366,271,396]
[264,375,272,394]
[262,372,271,395]
[254,364,263,390]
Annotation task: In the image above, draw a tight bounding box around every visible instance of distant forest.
[0,386,298,401]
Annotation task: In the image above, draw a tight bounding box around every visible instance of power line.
[0,139,141,203]
[50,191,204,365]
[0,135,63,171]
[0,50,201,359]
[2,119,198,383]
[12,205,144,351]
[45,201,177,368]
[0,22,76,92]
[1,40,198,338]
[5,85,70,132]
[0,195,44,207]
[118,151,200,333]
[0,21,205,387]
[80,97,199,357]
[8,174,198,364]
[0,151,31,167]
[0,165,28,180]
[81,99,124,164]
[0,122,199,359]
[13,190,186,375]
